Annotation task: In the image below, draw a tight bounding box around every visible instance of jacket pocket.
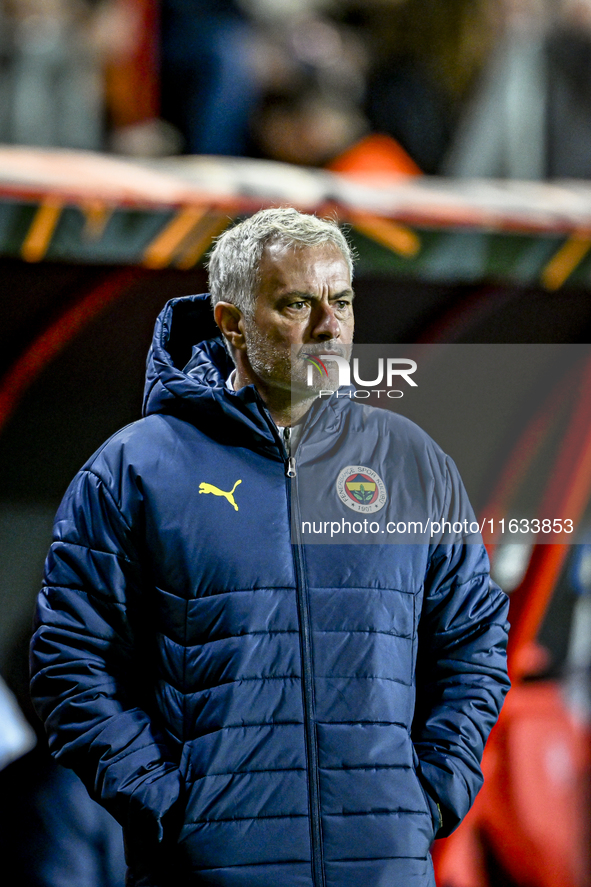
[411,745,442,839]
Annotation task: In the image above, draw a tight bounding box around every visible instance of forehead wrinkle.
[282,287,354,296]
[256,242,353,307]
[263,242,350,275]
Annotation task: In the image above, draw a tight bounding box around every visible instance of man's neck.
[233,367,315,427]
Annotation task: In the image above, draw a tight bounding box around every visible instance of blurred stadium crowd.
[2,0,591,177]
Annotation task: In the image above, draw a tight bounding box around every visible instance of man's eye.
[289,301,308,310]
[335,300,351,310]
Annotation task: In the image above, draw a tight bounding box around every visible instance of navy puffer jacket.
[30,294,510,887]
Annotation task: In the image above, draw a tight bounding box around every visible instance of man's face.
[241,240,354,397]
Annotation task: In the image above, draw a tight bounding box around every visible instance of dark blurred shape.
[159,0,261,155]
[445,0,591,179]
[244,2,369,166]
[0,747,126,887]
[334,0,498,174]
[0,622,126,887]
[252,86,366,166]
[546,23,591,178]
[364,55,453,175]
[158,0,498,171]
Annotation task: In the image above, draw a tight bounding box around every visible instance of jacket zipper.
[282,428,325,887]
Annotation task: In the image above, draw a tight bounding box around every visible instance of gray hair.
[207,207,354,315]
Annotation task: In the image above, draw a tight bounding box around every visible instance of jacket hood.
[143,293,283,455]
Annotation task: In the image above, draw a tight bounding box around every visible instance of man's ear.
[214,302,246,351]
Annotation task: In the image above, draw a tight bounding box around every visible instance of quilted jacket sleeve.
[412,459,511,838]
[29,466,183,863]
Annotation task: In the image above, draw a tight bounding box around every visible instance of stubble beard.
[242,322,351,414]
[243,321,292,393]
[242,321,322,421]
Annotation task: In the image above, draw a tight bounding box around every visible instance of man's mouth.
[299,345,350,358]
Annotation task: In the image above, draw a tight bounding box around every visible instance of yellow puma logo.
[199,479,242,511]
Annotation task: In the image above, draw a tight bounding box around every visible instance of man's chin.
[290,370,340,397]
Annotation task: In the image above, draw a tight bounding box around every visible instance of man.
[30,207,510,887]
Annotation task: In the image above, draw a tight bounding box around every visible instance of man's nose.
[312,304,340,340]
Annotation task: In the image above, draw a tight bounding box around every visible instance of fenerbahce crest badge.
[336,466,387,514]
